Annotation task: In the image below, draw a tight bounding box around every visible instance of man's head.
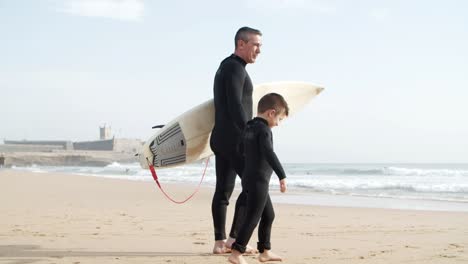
[257,93,289,128]
[234,26,262,64]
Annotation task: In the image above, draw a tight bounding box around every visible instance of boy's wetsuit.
[232,117,286,253]
[210,54,253,241]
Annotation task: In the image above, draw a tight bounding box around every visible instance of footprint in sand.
[448,243,465,253]
[449,243,463,249]
[405,245,419,249]
[439,254,457,258]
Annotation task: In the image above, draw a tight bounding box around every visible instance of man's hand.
[280,179,287,193]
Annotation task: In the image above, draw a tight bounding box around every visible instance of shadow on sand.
[0,244,212,263]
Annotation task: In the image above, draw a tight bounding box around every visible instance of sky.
[1,0,467,163]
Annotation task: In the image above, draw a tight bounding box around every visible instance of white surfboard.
[139,82,324,169]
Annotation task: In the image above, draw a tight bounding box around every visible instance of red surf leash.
[146,158,209,204]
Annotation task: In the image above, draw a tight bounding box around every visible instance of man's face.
[239,34,262,64]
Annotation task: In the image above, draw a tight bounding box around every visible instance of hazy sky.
[1,0,467,163]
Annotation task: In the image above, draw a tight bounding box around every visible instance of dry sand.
[1,169,467,264]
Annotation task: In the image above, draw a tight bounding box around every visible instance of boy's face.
[266,109,287,128]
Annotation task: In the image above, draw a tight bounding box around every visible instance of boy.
[228,93,289,264]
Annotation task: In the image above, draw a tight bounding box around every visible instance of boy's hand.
[280,179,287,193]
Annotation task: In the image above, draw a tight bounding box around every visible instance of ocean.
[9,162,468,212]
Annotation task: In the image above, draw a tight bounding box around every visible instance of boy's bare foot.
[258,250,282,262]
[212,240,230,254]
[225,237,258,255]
[228,249,248,264]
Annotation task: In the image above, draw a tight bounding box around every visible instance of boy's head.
[257,93,289,128]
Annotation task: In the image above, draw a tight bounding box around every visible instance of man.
[210,26,262,254]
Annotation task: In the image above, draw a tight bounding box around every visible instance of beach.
[1,169,468,264]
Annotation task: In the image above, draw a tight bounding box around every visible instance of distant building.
[100,125,112,140]
[73,138,114,151]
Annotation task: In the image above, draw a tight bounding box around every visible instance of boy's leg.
[231,186,268,253]
[226,190,246,244]
[226,190,258,254]
[211,153,237,253]
[257,194,274,252]
[225,152,257,253]
[257,195,283,262]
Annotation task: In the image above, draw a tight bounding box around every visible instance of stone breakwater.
[0,151,138,167]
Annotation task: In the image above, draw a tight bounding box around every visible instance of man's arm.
[224,63,248,130]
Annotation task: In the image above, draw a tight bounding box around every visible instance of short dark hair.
[235,26,262,48]
[258,93,289,116]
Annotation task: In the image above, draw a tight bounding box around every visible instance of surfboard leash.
[146,158,209,204]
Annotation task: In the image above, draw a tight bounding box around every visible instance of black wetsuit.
[232,117,286,253]
[210,54,253,241]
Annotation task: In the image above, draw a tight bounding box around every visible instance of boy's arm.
[259,130,286,180]
[280,178,287,193]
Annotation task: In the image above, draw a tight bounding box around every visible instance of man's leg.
[228,151,246,240]
[211,153,237,253]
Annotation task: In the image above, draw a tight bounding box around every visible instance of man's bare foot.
[228,249,248,264]
[258,250,282,262]
[244,245,258,255]
[225,237,258,255]
[212,240,230,254]
[225,237,236,248]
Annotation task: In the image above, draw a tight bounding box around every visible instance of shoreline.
[6,166,468,213]
[270,192,468,213]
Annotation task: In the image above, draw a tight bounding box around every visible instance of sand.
[1,169,467,264]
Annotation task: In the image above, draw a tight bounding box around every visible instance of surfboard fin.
[152,124,165,129]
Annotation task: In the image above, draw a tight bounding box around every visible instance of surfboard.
[138,82,324,169]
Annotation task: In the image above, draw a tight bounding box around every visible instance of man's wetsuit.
[231,117,286,253]
[210,54,253,241]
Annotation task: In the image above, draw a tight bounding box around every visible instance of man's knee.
[214,189,235,205]
[263,209,275,224]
